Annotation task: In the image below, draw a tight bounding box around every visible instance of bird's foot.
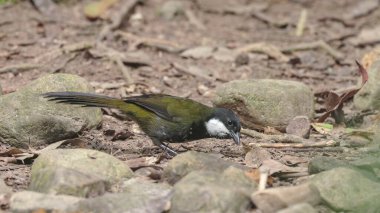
[160,143,178,157]
[152,139,178,157]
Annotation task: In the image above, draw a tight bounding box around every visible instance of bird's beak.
[230,131,240,145]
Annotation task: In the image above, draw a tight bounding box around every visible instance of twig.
[295,9,308,36]
[251,10,288,27]
[116,31,185,53]
[281,40,344,60]
[98,0,144,41]
[241,128,307,143]
[249,140,339,148]
[236,42,289,62]
[0,41,93,74]
[258,166,269,191]
[34,41,94,63]
[184,9,206,30]
[0,64,40,74]
[171,62,213,81]
[272,147,344,152]
[97,43,134,84]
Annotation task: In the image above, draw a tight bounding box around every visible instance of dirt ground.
[0,0,376,193]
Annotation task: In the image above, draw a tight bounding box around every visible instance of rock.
[29,166,107,197]
[311,167,380,211]
[354,60,380,110]
[251,183,320,213]
[0,74,102,147]
[170,167,256,213]
[234,52,250,66]
[351,154,380,178]
[181,46,215,59]
[308,156,352,174]
[163,151,244,184]
[244,146,272,168]
[10,191,82,213]
[75,178,172,213]
[32,149,134,186]
[277,203,318,213]
[213,79,314,131]
[0,83,2,95]
[212,47,236,62]
[0,179,11,195]
[286,116,311,138]
[159,0,185,20]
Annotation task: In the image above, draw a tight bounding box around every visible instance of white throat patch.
[205,118,230,137]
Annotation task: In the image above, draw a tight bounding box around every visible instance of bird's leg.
[151,139,178,157]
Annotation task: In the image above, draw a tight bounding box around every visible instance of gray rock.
[32,149,134,186]
[10,191,82,213]
[234,52,249,66]
[163,151,244,184]
[311,167,380,211]
[213,47,236,62]
[286,116,311,138]
[170,167,256,213]
[351,154,380,179]
[0,73,102,147]
[251,183,320,213]
[277,203,318,213]
[75,178,173,213]
[159,0,185,20]
[213,79,314,131]
[0,178,11,195]
[354,60,380,110]
[308,156,352,174]
[29,166,107,197]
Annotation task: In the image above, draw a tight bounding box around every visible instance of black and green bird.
[43,92,241,156]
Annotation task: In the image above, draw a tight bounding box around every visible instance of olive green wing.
[124,94,213,123]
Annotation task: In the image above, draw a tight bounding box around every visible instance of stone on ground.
[0,73,102,147]
[163,151,244,184]
[308,156,352,174]
[75,178,173,213]
[213,79,314,131]
[29,166,107,197]
[10,191,82,213]
[170,167,256,212]
[311,167,380,212]
[32,149,134,186]
[277,203,318,213]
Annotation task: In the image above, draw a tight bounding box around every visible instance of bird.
[43,92,241,156]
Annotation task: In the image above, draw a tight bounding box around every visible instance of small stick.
[0,64,40,74]
[236,42,289,62]
[281,40,344,60]
[171,62,213,81]
[241,128,306,143]
[184,9,206,30]
[98,0,143,41]
[97,43,134,84]
[295,9,308,36]
[258,166,269,191]
[116,31,185,53]
[249,140,339,148]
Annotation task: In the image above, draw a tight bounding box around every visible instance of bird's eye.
[227,120,233,126]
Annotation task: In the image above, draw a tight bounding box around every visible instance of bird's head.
[205,108,241,145]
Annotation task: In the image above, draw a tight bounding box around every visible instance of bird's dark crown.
[212,108,241,133]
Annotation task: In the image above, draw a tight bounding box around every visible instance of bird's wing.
[124,94,212,122]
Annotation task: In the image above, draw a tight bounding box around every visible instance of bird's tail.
[43,92,126,109]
